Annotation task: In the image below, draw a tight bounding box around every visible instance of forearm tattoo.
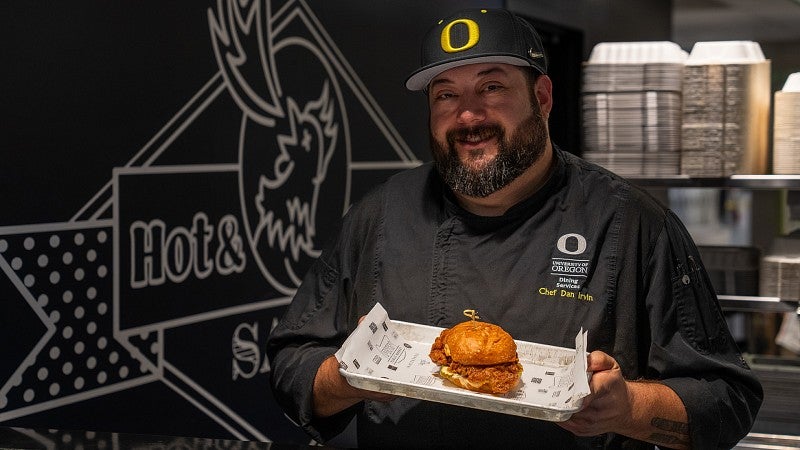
[649,417,690,447]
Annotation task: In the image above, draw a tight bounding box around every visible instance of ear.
[533,75,554,118]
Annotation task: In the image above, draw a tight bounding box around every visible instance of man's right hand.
[312,355,397,417]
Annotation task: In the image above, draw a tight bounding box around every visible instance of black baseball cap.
[405,8,548,91]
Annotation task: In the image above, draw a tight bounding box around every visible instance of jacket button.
[682,274,690,285]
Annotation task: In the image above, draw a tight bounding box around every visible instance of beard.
[430,105,549,198]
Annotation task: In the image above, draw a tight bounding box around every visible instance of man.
[267,8,762,449]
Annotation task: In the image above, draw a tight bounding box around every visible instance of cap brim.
[405,55,532,91]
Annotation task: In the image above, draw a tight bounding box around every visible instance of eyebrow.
[428,65,511,91]
[476,66,510,78]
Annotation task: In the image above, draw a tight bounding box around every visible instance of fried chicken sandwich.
[429,314,523,395]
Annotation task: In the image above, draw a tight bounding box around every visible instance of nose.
[456,93,486,125]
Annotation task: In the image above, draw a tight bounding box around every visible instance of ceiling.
[673,0,800,48]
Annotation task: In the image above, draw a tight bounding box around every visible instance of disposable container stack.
[581,42,687,177]
[680,41,771,177]
[760,255,800,301]
[772,72,800,174]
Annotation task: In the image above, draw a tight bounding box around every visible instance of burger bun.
[442,321,518,366]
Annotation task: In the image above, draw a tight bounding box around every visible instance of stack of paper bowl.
[681,41,771,177]
[773,73,800,174]
[581,41,687,177]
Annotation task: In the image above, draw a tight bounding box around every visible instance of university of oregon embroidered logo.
[440,18,480,53]
[551,233,590,277]
[538,232,595,302]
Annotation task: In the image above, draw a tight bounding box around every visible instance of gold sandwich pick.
[463,309,480,321]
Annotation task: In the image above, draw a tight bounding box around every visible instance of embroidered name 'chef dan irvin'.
[549,233,592,300]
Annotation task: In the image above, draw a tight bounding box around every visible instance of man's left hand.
[557,350,631,436]
[557,351,691,449]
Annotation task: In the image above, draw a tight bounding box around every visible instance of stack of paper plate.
[680,41,771,177]
[773,73,800,174]
[581,41,687,177]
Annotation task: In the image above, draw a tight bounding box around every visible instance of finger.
[586,350,617,372]
[576,392,595,411]
[557,415,596,436]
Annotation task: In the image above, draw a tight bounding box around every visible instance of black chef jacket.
[267,147,763,449]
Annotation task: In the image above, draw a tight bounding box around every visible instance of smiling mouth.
[449,125,501,149]
[448,129,502,167]
[458,134,492,147]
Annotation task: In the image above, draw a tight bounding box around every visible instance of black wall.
[0,0,489,444]
[0,0,669,445]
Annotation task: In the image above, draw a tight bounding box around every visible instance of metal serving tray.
[338,320,589,422]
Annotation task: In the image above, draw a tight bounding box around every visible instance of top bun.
[441,321,518,366]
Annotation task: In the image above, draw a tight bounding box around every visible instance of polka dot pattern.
[0,227,159,413]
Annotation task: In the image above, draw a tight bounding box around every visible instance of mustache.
[446,124,504,146]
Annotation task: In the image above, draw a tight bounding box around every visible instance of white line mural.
[0,0,419,442]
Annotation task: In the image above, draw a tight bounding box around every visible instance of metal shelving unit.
[632,175,800,314]
[631,175,800,437]
[628,174,800,189]
[718,295,800,315]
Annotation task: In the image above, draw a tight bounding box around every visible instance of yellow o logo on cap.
[440,18,479,53]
